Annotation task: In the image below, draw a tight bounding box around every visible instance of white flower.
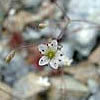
[38,40,70,69]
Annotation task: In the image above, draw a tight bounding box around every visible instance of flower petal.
[48,40,58,50]
[38,44,48,54]
[55,50,64,59]
[39,56,49,66]
[54,50,65,66]
[50,59,58,69]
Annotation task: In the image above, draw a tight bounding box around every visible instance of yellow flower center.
[45,49,56,59]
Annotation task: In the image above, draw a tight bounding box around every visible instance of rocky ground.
[0,0,100,100]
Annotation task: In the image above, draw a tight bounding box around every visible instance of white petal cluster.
[38,40,72,69]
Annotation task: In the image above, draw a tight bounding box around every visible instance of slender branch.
[54,1,100,40]
[55,2,70,22]
[57,17,100,41]
[71,19,100,26]
[14,43,35,51]
[57,25,68,41]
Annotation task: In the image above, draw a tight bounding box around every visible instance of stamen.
[45,49,56,59]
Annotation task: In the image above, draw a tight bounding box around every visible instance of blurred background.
[0,0,100,100]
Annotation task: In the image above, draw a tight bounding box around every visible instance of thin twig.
[14,43,35,51]
[57,25,68,41]
[54,1,70,41]
[55,2,70,22]
[54,1,100,40]
[71,19,100,26]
